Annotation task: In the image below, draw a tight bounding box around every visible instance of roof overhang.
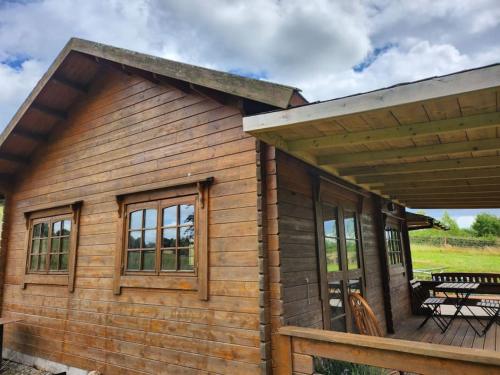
[406,212,448,231]
[0,38,301,184]
[244,64,500,209]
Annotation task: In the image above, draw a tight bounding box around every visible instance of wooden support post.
[374,196,394,334]
[276,334,292,375]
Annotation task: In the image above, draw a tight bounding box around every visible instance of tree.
[441,211,459,233]
[472,213,500,237]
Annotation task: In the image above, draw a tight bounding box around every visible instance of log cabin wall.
[274,151,389,333]
[1,66,263,374]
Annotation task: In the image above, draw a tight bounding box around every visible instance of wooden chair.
[348,292,384,337]
[348,293,402,375]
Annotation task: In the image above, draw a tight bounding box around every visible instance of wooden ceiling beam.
[382,185,500,196]
[31,103,67,120]
[407,203,500,209]
[338,155,500,177]
[288,112,500,152]
[374,176,500,191]
[51,74,88,94]
[357,166,500,185]
[318,138,500,166]
[12,129,49,142]
[0,152,29,165]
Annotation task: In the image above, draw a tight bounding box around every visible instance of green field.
[411,243,500,277]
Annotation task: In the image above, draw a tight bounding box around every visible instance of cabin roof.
[0,38,301,182]
[244,63,500,209]
[406,212,448,231]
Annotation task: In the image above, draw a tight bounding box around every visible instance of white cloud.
[455,215,476,229]
[0,0,499,128]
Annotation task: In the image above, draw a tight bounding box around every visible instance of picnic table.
[435,282,499,336]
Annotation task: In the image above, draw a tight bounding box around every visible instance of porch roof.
[406,212,448,231]
[243,64,500,208]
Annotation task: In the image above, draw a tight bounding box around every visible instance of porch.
[243,64,500,373]
[391,315,500,352]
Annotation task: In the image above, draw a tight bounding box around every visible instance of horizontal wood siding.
[2,67,261,374]
[276,152,323,329]
[275,152,388,333]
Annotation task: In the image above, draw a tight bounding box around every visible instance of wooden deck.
[391,315,500,352]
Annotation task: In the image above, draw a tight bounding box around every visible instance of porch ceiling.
[243,64,500,209]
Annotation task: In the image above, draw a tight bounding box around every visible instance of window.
[385,225,404,266]
[28,217,72,273]
[23,201,82,291]
[114,178,211,299]
[124,199,196,274]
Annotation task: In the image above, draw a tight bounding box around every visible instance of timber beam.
[318,138,500,166]
[31,103,67,120]
[338,155,500,177]
[12,129,49,142]
[376,177,500,191]
[0,153,29,165]
[358,166,500,185]
[51,75,88,94]
[288,112,500,152]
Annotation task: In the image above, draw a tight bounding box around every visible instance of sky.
[0,0,499,227]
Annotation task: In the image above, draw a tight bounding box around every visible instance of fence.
[276,326,500,375]
[410,235,498,248]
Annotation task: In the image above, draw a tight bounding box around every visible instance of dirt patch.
[1,360,53,375]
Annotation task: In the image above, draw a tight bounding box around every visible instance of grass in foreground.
[411,243,500,274]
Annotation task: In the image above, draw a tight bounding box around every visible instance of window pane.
[41,223,49,237]
[49,254,58,270]
[322,206,337,237]
[143,250,155,270]
[328,280,346,331]
[33,223,41,237]
[53,221,62,236]
[162,228,176,248]
[179,226,194,247]
[324,220,337,238]
[127,251,140,270]
[39,254,46,270]
[325,238,341,272]
[143,229,156,248]
[51,238,60,253]
[179,247,194,271]
[180,204,194,226]
[144,209,157,229]
[348,278,362,295]
[130,210,143,230]
[40,239,48,254]
[128,231,142,249]
[161,249,176,271]
[31,239,40,255]
[344,213,357,240]
[62,220,71,235]
[60,254,68,271]
[163,206,177,227]
[346,239,360,270]
[61,237,70,253]
[30,256,38,271]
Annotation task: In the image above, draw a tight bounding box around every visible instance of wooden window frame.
[113,178,211,300]
[315,176,366,332]
[22,201,82,292]
[123,196,197,276]
[385,219,405,268]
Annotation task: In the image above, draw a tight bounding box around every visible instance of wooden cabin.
[0,39,499,374]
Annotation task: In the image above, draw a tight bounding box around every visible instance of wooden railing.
[277,326,500,375]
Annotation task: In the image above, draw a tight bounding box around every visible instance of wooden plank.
[339,155,500,177]
[288,112,500,151]
[281,326,500,375]
[30,103,67,120]
[318,138,500,166]
[360,166,500,185]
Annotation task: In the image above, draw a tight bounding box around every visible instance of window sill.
[119,275,198,291]
[23,273,69,287]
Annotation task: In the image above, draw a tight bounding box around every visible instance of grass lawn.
[411,243,500,277]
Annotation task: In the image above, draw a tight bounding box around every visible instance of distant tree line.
[410,211,500,247]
